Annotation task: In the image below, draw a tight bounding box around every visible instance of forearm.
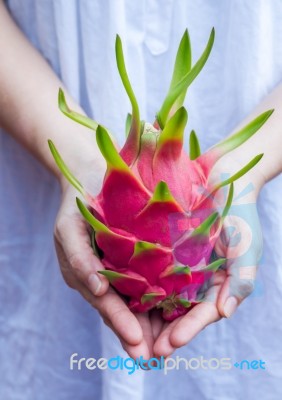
[217,82,282,191]
[0,1,105,186]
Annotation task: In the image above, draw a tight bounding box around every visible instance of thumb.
[217,262,257,318]
[217,242,259,317]
[216,202,262,317]
[55,211,109,296]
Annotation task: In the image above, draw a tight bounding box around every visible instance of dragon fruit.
[49,29,273,321]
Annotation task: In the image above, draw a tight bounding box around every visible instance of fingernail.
[223,296,238,318]
[88,274,102,295]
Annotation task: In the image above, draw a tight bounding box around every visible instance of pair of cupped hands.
[54,155,262,360]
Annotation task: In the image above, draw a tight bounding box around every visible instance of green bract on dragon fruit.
[49,29,272,321]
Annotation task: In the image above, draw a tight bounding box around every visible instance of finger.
[102,315,151,360]
[154,271,225,356]
[134,313,155,357]
[58,242,143,347]
[153,319,178,358]
[167,274,224,350]
[169,301,221,349]
[215,205,261,317]
[150,309,165,341]
[92,290,143,346]
[55,212,108,296]
[66,273,143,346]
[120,337,152,361]
[217,258,257,318]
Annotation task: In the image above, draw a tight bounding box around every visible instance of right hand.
[54,182,156,357]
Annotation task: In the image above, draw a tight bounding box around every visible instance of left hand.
[152,162,263,358]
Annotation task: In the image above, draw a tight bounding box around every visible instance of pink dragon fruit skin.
[49,29,273,321]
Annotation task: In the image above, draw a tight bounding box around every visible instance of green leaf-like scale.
[191,211,219,238]
[141,292,164,304]
[58,88,98,130]
[177,298,191,308]
[116,35,140,163]
[48,140,84,195]
[96,125,128,171]
[157,28,215,128]
[189,129,201,160]
[214,110,274,156]
[203,258,226,272]
[168,29,192,113]
[151,181,175,203]
[221,183,234,220]
[157,106,188,148]
[98,270,131,283]
[76,197,109,233]
[133,240,159,256]
[214,154,264,191]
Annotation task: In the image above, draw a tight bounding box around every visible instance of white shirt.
[1,1,282,399]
